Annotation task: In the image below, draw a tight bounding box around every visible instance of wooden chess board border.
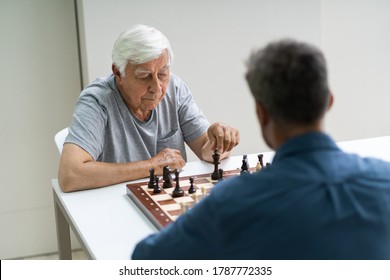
[126,168,255,230]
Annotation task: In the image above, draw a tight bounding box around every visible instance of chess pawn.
[201,186,207,197]
[191,193,199,204]
[188,177,196,194]
[218,169,224,181]
[153,177,162,194]
[180,202,190,214]
[256,161,262,172]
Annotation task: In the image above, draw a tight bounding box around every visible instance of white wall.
[78,0,390,163]
[322,0,390,139]
[78,0,322,160]
[0,0,81,259]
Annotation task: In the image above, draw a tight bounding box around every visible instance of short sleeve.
[65,91,107,160]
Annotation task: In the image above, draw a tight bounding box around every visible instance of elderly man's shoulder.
[79,74,116,100]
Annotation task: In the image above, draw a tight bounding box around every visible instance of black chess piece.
[148,168,157,189]
[258,154,264,168]
[218,169,224,181]
[153,177,162,194]
[188,177,196,194]
[240,155,249,175]
[162,166,173,188]
[211,150,221,180]
[172,169,184,197]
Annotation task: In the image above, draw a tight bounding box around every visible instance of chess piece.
[153,177,162,194]
[211,150,221,180]
[191,193,199,203]
[240,155,249,175]
[171,169,184,197]
[218,168,224,181]
[148,168,157,189]
[180,202,190,214]
[256,154,264,172]
[162,166,173,188]
[200,186,207,197]
[188,177,196,194]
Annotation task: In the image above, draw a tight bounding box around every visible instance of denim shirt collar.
[272,132,340,163]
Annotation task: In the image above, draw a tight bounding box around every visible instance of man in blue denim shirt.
[132,39,390,259]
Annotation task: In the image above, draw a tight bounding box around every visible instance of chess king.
[58,24,240,192]
[132,39,390,259]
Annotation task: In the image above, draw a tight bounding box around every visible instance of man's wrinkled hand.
[207,122,240,154]
[150,148,186,175]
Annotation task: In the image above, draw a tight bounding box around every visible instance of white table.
[52,135,390,259]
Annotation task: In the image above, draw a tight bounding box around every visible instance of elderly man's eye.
[158,73,168,79]
[138,74,150,80]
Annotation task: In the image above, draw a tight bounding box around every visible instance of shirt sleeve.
[65,91,107,160]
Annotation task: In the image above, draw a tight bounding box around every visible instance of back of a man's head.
[245,39,330,126]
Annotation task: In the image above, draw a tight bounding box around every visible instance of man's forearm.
[58,160,152,192]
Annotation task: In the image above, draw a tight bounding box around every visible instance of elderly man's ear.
[112,64,121,79]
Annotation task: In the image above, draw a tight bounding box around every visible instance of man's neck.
[271,120,324,150]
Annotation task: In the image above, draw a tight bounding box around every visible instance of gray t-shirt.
[65,73,209,162]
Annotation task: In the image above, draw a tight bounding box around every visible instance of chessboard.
[126,167,256,230]
[126,152,266,230]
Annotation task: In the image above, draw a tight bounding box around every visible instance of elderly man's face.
[114,51,170,120]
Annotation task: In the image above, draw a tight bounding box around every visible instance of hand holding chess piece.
[207,122,240,154]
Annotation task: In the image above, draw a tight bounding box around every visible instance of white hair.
[112,24,174,77]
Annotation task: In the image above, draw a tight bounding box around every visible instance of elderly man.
[131,39,390,259]
[58,25,239,192]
